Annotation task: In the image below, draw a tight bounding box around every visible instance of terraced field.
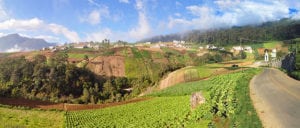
[65,68,262,128]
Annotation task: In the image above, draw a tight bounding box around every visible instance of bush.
[289,71,300,80]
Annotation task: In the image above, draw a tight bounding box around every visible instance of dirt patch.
[0,97,150,111]
[159,67,190,90]
[87,56,125,77]
[0,97,65,110]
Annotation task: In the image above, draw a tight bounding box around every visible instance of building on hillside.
[232,46,244,51]
[244,46,253,53]
[271,49,277,58]
[206,44,217,50]
[73,43,87,49]
[173,40,186,44]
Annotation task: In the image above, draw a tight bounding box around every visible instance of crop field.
[65,68,262,128]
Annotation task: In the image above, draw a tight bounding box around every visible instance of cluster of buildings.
[201,44,253,53]
[137,40,190,49]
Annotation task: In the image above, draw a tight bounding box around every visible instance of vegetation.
[0,105,63,128]
[141,18,300,46]
[0,53,132,104]
[65,68,262,127]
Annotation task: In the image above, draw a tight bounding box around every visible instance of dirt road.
[250,68,300,128]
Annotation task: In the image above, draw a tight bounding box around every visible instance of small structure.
[244,46,253,53]
[264,49,269,62]
[190,92,205,109]
[271,49,277,58]
[232,46,244,51]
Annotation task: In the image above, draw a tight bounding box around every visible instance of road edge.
[249,70,283,128]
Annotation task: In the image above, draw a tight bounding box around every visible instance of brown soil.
[0,97,150,111]
[159,67,190,90]
[87,56,125,77]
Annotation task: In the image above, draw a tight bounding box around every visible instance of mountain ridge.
[0,33,54,52]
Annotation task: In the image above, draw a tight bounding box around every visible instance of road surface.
[250,68,300,128]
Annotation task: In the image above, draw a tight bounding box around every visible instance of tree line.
[140,18,300,45]
[0,53,131,104]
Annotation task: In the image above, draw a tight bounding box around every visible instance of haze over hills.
[139,18,300,44]
[0,33,54,52]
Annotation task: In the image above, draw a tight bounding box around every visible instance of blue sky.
[0,0,299,43]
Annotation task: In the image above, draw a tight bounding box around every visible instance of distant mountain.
[0,33,54,52]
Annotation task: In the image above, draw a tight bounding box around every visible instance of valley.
[0,17,299,128]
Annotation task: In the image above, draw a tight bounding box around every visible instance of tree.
[81,88,90,103]
[240,51,247,59]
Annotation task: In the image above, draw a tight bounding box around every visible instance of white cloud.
[87,0,101,7]
[48,23,80,42]
[0,0,8,21]
[168,1,291,31]
[80,7,109,25]
[175,1,182,7]
[0,32,6,37]
[0,18,43,30]
[129,0,151,40]
[119,0,129,4]
[0,18,80,42]
[174,13,181,17]
[5,44,32,53]
[86,28,112,42]
[88,10,101,25]
[35,35,60,42]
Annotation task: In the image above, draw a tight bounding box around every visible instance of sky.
[0,0,299,43]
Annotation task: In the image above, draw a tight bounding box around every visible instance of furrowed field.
[65,68,262,128]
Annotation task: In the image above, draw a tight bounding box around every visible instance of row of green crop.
[65,68,262,128]
[65,96,192,128]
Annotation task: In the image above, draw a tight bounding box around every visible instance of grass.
[148,80,211,97]
[68,53,97,59]
[0,106,64,128]
[263,41,281,48]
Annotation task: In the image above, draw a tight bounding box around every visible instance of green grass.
[263,41,281,49]
[68,53,97,59]
[148,80,211,97]
[0,106,64,128]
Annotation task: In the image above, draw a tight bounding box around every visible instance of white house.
[244,46,253,53]
[271,49,277,58]
[232,46,244,51]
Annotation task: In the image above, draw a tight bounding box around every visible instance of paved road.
[250,68,300,128]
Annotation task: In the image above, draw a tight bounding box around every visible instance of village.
[41,39,278,63]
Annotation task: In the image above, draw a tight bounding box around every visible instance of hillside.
[140,18,300,45]
[0,34,53,52]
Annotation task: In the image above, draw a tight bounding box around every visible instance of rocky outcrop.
[87,56,125,77]
[281,52,296,72]
[190,92,205,109]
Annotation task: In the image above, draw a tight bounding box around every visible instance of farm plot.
[65,68,262,128]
